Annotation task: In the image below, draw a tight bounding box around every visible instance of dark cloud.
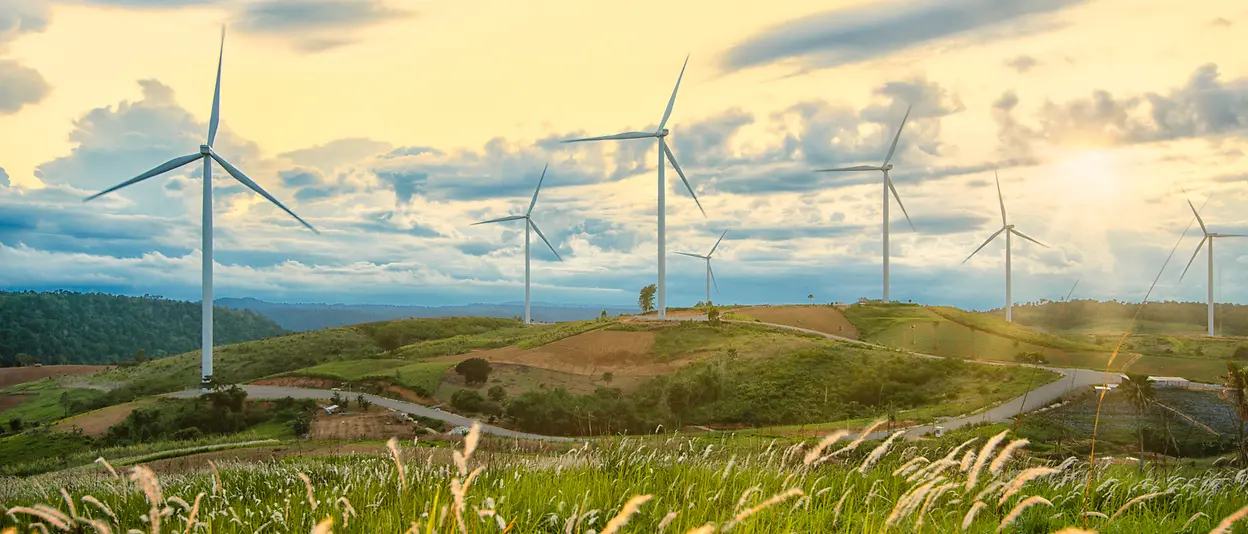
[0,167,8,187]
[720,0,1087,73]
[233,0,412,52]
[0,59,50,114]
[455,242,497,257]
[0,197,192,258]
[726,225,867,242]
[1033,64,1248,145]
[279,168,323,188]
[1004,55,1040,73]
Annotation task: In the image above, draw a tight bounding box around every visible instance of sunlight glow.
[1052,149,1122,198]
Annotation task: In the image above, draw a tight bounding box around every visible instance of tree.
[60,391,72,418]
[8,417,21,432]
[667,381,691,428]
[601,372,614,384]
[1219,361,1248,467]
[707,306,721,325]
[1119,373,1156,474]
[291,416,311,437]
[487,385,507,404]
[356,394,370,412]
[456,358,493,386]
[452,389,486,413]
[133,349,149,364]
[600,310,608,321]
[807,294,814,305]
[639,284,657,314]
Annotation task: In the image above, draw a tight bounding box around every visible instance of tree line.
[0,290,286,366]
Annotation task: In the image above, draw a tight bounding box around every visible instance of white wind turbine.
[674,230,728,307]
[962,172,1048,323]
[1179,197,1245,337]
[83,27,317,391]
[561,55,706,318]
[472,165,562,325]
[814,105,916,303]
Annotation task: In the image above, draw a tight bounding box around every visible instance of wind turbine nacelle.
[882,164,894,171]
[199,144,212,155]
[657,128,671,137]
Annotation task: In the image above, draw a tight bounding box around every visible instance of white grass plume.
[297,473,317,510]
[997,467,1059,506]
[1180,511,1207,531]
[857,430,905,473]
[961,501,987,531]
[803,430,849,466]
[657,511,678,533]
[5,506,71,531]
[996,496,1052,532]
[127,466,162,534]
[80,496,116,524]
[966,429,1009,491]
[386,437,406,492]
[722,488,803,531]
[600,495,651,534]
[1210,504,1248,534]
[828,419,886,457]
[1108,489,1172,522]
[988,439,1030,476]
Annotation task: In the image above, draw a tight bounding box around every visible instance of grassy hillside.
[0,290,286,366]
[839,302,1234,382]
[1010,298,1248,336]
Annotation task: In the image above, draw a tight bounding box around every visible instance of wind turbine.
[814,105,916,303]
[472,165,562,325]
[82,27,317,391]
[561,55,706,318]
[962,171,1048,323]
[674,229,728,307]
[1178,197,1245,337]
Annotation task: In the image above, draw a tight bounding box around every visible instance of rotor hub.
[657,128,670,137]
[1006,224,1015,230]
[882,164,893,171]
[199,144,211,155]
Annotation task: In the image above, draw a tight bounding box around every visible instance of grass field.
[0,365,109,388]
[2,424,1246,533]
[0,379,106,427]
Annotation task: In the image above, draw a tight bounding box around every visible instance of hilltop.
[0,291,285,366]
[216,297,639,331]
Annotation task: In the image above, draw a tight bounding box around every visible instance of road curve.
[643,315,1123,440]
[172,316,1122,445]
[169,386,584,443]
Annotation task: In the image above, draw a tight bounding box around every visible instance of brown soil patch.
[310,410,418,441]
[0,365,110,388]
[51,399,156,436]
[0,393,27,412]
[431,330,669,376]
[250,376,341,388]
[734,306,860,339]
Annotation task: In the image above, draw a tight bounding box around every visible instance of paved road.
[170,386,583,443]
[172,316,1122,444]
[640,314,1124,440]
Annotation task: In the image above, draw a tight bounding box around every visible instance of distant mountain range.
[214,297,639,332]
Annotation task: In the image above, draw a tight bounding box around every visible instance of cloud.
[0,167,8,187]
[279,138,393,172]
[720,0,1087,73]
[0,59,49,114]
[1004,55,1040,73]
[1030,64,1248,146]
[1211,17,1232,27]
[233,0,412,52]
[0,0,49,48]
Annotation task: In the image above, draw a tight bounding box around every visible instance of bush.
[451,389,486,413]
[487,386,507,404]
[455,358,492,386]
[291,416,311,437]
[173,427,203,441]
[357,394,371,412]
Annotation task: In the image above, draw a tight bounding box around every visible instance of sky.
[0,0,1246,310]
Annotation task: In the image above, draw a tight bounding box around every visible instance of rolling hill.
[0,291,286,366]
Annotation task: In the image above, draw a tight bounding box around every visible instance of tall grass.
[2,432,1245,533]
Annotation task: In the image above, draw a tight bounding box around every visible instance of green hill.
[0,290,286,366]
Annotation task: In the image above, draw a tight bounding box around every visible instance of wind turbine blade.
[708,229,728,256]
[657,54,690,132]
[1179,237,1208,282]
[472,214,526,225]
[881,104,912,166]
[1186,197,1208,235]
[962,227,1006,264]
[561,131,657,143]
[527,164,548,216]
[995,170,1007,226]
[814,165,879,172]
[887,176,915,232]
[207,25,225,146]
[1216,233,1248,237]
[84,153,204,202]
[709,261,719,293]
[209,152,319,234]
[1064,279,1079,301]
[1010,228,1048,248]
[528,219,562,262]
[662,142,706,217]
[673,251,707,259]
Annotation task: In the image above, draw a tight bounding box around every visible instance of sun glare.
[1052,149,1122,197]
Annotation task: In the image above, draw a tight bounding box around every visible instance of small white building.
[323,405,339,414]
[1148,376,1190,388]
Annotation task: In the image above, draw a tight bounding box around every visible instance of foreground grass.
[3,426,1246,533]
